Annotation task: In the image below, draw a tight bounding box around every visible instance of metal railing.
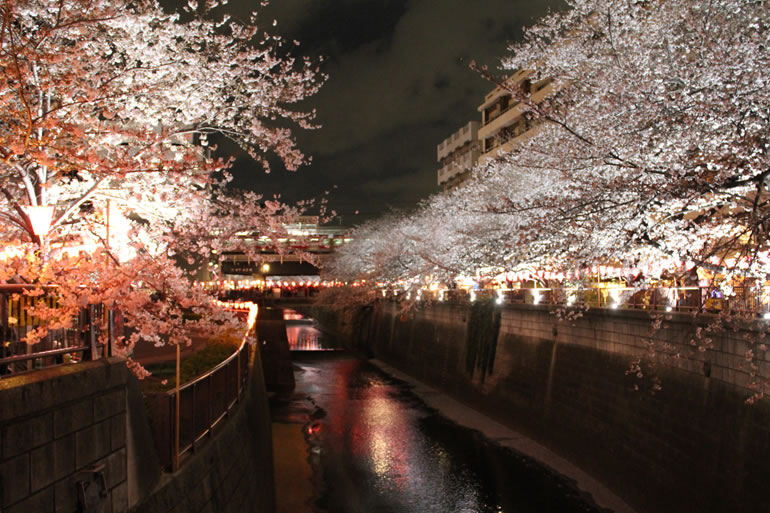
[147,340,251,471]
[0,285,111,376]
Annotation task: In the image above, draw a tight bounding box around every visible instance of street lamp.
[22,205,55,263]
[22,205,55,241]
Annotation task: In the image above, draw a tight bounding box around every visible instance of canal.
[271,310,612,513]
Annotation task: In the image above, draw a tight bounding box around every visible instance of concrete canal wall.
[349,301,770,513]
[0,358,130,513]
[256,306,295,393]
[0,350,275,513]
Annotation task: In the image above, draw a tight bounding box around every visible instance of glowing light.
[763,312,770,320]
[609,288,621,307]
[532,289,541,305]
[23,205,55,237]
[261,263,270,272]
[0,246,23,262]
[470,291,476,302]
[666,306,673,312]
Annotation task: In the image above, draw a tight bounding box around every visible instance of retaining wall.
[0,358,129,513]
[362,302,770,513]
[0,347,275,513]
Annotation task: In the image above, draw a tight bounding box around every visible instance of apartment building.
[477,69,554,162]
[436,121,480,190]
[435,69,555,190]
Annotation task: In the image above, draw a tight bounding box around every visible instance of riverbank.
[273,421,314,513]
[346,300,770,513]
[369,359,635,513]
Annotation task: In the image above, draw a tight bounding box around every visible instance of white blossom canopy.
[0,0,323,243]
[329,0,770,286]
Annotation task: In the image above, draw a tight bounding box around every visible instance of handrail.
[0,345,88,365]
[173,338,246,395]
[147,303,257,471]
[0,287,111,376]
[147,342,250,471]
[0,284,42,291]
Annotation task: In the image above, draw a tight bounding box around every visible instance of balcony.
[478,103,527,141]
[437,150,479,186]
[437,121,479,161]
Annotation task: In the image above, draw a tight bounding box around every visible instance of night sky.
[213,0,565,224]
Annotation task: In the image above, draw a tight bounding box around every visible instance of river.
[271,315,611,513]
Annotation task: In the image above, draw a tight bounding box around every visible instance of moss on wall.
[465,298,501,382]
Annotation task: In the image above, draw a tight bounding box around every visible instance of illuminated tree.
[326,0,770,397]
[0,0,324,373]
[332,0,770,285]
[0,0,322,245]
[474,0,770,277]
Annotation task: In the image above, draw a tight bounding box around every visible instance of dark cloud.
[287,0,409,57]
[433,74,451,91]
[220,0,566,221]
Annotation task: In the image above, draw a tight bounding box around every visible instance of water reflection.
[273,357,608,513]
[284,309,336,351]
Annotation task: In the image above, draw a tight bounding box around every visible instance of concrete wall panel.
[359,302,770,513]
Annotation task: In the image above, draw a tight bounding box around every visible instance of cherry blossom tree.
[0,0,324,374]
[332,0,770,287]
[0,0,322,245]
[325,0,770,397]
[471,0,770,279]
[0,245,240,375]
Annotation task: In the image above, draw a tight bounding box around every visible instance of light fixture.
[23,205,55,237]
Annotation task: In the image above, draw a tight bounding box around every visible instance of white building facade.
[436,121,480,190]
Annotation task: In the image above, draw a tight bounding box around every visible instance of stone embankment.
[0,347,275,513]
[320,301,770,513]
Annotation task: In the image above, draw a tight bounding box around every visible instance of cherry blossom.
[0,0,324,376]
[325,0,770,397]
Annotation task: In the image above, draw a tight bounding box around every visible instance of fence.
[147,339,251,471]
[414,285,770,315]
[0,285,111,375]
